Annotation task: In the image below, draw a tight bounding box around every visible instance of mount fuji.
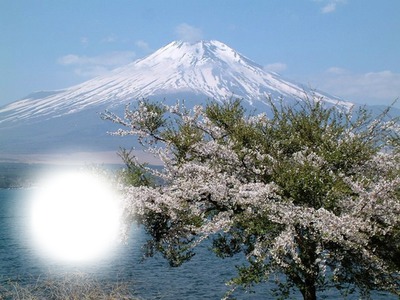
[0,40,357,159]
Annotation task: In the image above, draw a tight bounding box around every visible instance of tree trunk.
[295,228,318,300]
[300,279,317,300]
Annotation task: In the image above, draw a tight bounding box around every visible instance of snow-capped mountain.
[0,40,352,126]
[0,40,355,156]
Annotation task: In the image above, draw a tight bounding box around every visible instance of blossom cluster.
[105,99,400,298]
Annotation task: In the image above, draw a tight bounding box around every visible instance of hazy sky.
[1,0,399,107]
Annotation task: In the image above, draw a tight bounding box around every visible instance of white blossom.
[105,99,400,298]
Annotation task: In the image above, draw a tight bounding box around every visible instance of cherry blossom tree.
[103,98,400,300]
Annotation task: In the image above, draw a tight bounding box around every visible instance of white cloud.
[101,35,118,43]
[74,66,110,78]
[58,54,81,65]
[58,51,136,77]
[326,67,347,74]
[264,63,287,73]
[80,37,89,47]
[322,2,336,13]
[314,0,347,14]
[175,23,203,42]
[135,40,151,52]
[311,67,400,106]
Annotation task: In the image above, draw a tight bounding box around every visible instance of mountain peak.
[154,39,255,65]
[0,40,353,126]
[140,39,247,67]
[166,39,226,47]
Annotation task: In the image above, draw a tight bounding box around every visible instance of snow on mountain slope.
[0,40,352,126]
[0,40,364,157]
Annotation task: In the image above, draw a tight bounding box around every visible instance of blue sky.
[1,0,399,107]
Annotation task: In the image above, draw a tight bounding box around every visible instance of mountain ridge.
[0,40,352,126]
[0,40,377,157]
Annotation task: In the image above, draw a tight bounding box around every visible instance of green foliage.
[162,121,203,163]
[117,148,154,187]
[137,100,167,135]
[110,97,400,300]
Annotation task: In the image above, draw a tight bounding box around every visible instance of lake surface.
[0,188,396,299]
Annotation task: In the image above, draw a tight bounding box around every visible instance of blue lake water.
[0,188,396,299]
